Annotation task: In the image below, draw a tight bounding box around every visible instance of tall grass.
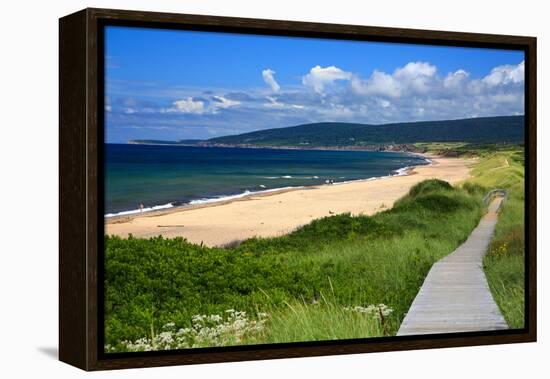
[483,185,525,328]
[264,294,390,343]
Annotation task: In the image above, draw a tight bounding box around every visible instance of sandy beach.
[105,155,474,247]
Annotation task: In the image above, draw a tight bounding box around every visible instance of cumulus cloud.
[169,97,205,114]
[443,69,470,89]
[318,60,523,122]
[302,65,352,93]
[395,61,437,78]
[262,69,280,92]
[351,70,401,98]
[394,61,437,93]
[351,61,437,98]
[483,61,524,86]
[164,96,241,114]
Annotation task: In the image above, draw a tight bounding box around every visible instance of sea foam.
[105,202,174,218]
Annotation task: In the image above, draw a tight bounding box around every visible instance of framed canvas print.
[59,8,536,371]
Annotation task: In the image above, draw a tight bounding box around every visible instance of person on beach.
[139,202,144,212]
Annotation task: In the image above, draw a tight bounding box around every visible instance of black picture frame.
[59,7,537,371]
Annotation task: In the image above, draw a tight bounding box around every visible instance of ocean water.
[105,144,429,216]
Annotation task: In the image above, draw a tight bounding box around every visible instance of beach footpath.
[397,194,509,335]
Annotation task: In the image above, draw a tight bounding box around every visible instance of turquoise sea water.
[105,144,429,216]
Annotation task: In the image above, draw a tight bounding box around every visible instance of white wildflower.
[114,310,270,352]
[208,314,223,323]
[344,303,393,319]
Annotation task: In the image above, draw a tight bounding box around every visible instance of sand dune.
[105,155,473,247]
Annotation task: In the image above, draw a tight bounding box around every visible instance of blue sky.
[105,26,525,143]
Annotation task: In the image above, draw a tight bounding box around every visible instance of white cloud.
[378,99,391,108]
[302,65,352,93]
[351,61,436,98]
[352,71,401,98]
[171,97,205,114]
[164,95,240,114]
[264,96,305,110]
[483,61,524,86]
[393,61,437,94]
[264,96,284,108]
[491,93,522,104]
[262,69,280,92]
[105,97,112,112]
[443,69,470,89]
[395,61,437,78]
[466,79,485,95]
[211,96,240,110]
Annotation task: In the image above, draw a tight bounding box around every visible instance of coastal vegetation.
[103,142,526,351]
[105,178,485,351]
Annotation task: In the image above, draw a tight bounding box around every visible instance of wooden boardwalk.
[397,196,509,336]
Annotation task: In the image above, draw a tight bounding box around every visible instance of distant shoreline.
[104,153,476,248]
[105,162,425,222]
[105,149,431,220]
[104,161,420,224]
[126,141,425,154]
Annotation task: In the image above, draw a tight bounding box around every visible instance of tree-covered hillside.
[207,116,524,147]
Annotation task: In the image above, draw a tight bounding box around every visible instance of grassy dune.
[105,179,483,351]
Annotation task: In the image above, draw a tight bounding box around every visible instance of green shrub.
[408,178,454,197]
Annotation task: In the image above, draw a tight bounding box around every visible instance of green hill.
[206,116,524,147]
